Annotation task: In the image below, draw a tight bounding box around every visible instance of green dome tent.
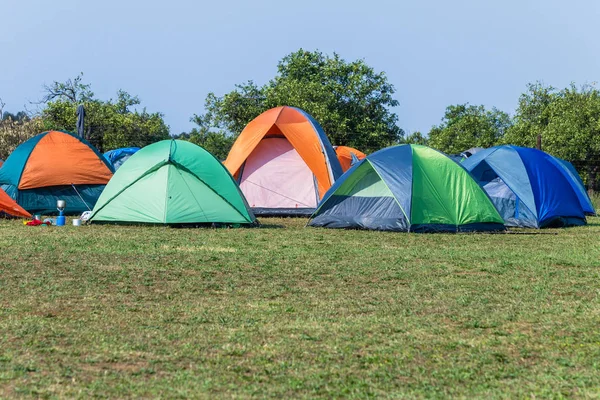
[309,144,505,233]
[90,140,256,225]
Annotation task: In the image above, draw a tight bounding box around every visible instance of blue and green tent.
[308,144,505,233]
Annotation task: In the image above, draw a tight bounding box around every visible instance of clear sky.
[1,0,599,136]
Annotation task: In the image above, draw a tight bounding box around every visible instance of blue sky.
[1,0,599,136]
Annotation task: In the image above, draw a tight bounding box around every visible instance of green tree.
[502,82,556,148]
[505,82,600,189]
[193,81,267,137]
[1,111,29,122]
[0,117,44,159]
[40,75,169,152]
[403,131,428,145]
[174,128,234,161]
[193,49,403,154]
[41,73,95,103]
[427,104,511,154]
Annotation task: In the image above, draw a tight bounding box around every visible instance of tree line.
[0,74,169,160]
[423,83,600,188]
[1,49,599,189]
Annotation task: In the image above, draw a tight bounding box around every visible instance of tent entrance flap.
[309,160,410,230]
[239,138,317,209]
[483,178,537,228]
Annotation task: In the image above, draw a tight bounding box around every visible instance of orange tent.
[0,188,31,218]
[224,106,343,216]
[335,146,366,172]
[0,130,114,214]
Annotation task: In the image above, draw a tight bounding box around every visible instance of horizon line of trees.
[414,82,600,188]
[1,49,599,188]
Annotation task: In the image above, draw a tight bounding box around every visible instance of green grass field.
[1,216,600,398]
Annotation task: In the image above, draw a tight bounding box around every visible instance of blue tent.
[551,157,595,216]
[104,147,140,170]
[462,146,587,228]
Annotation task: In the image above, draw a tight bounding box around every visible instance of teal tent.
[0,130,114,215]
[90,140,256,225]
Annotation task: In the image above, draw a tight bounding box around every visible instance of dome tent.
[104,147,140,170]
[309,144,505,233]
[224,106,343,216]
[90,140,255,225]
[335,146,366,172]
[0,130,114,214]
[462,146,587,228]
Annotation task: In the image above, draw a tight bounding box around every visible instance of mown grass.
[1,217,600,398]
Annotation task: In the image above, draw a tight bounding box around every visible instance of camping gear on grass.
[26,219,47,226]
[56,199,66,226]
[90,139,256,225]
[224,106,343,216]
[462,146,587,228]
[0,130,114,215]
[309,144,505,233]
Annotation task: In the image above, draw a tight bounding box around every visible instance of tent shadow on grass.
[171,221,287,229]
[256,223,286,229]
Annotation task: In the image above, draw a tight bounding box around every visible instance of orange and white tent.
[224,106,343,216]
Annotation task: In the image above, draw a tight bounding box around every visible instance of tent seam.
[14,133,46,187]
[429,145,503,226]
[308,158,368,219]
[411,147,456,226]
[493,147,538,221]
[171,160,252,223]
[369,159,411,224]
[90,160,168,219]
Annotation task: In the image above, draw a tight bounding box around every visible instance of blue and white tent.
[104,147,140,170]
[462,146,588,228]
